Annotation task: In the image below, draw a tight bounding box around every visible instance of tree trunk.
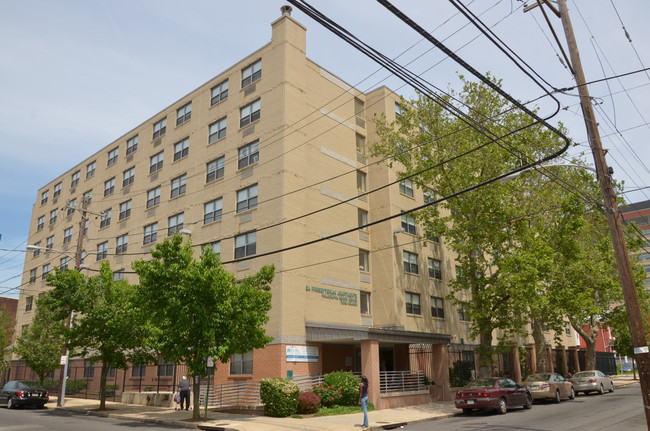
[477,332,495,378]
[99,362,108,410]
[532,317,549,373]
[571,319,599,370]
[192,375,200,420]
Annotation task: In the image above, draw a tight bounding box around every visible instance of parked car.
[455,377,532,415]
[523,372,575,402]
[0,380,49,409]
[620,362,634,373]
[570,370,614,395]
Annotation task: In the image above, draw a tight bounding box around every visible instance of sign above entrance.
[286,345,319,362]
[306,285,358,307]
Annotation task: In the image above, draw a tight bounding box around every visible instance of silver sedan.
[569,370,614,395]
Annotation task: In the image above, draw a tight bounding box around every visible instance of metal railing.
[379,370,426,393]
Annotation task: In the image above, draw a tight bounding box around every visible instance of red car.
[455,377,532,415]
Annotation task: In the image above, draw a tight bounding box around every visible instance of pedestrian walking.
[358,375,369,429]
[178,376,191,411]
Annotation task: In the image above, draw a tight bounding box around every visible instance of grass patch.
[291,414,303,419]
[313,402,375,417]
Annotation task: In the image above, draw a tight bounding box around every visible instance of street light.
[26,244,87,407]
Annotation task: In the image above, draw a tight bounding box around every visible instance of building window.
[403,251,419,274]
[170,174,187,198]
[358,209,368,231]
[97,242,108,260]
[241,59,261,87]
[206,241,220,257]
[65,200,76,217]
[83,360,95,378]
[158,358,174,377]
[116,234,128,254]
[46,236,54,250]
[41,190,49,205]
[176,102,192,126]
[71,171,80,188]
[146,186,161,208]
[168,213,184,236]
[104,178,115,197]
[100,209,111,228]
[126,135,138,155]
[113,270,125,281]
[458,304,467,321]
[239,99,261,127]
[356,133,366,154]
[83,220,88,236]
[60,256,69,271]
[426,231,440,243]
[132,364,146,378]
[83,189,92,205]
[143,223,158,245]
[405,292,421,315]
[357,170,367,192]
[428,258,442,280]
[25,296,33,311]
[80,251,86,265]
[204,198,223,224]
[211,79,229,105]
[123,167,135,187]
[399,179,414,197]
[174,138,189,161]
[235,231,256,259]
[206,157,225,183]
[150,151,164,173]
[50,209,58,225]
[153,117,167,139]
[63,227,73,244]
[359,249,369,272]
[354,98,365,119]
[37,216,45,231]
[238,140,259,169]
[33,241,41,256]
[431,296,444,318]
[107,147,119,166]
[54,182,62,198]
[360,292,371,315]
[395,102,403,118]
[119,200,131,220]
[230,350,253,375]
[42,263,50,280]
[424,189,435,204]
[401,213,416,235]
[236,184,258,212]
[86,161,96,179]
[208,117,227,143]
[29,269,37,283]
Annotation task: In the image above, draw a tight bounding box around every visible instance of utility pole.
[57,196,88,407]
[528,1,650,427]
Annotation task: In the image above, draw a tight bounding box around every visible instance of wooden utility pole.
[552,0,650,427]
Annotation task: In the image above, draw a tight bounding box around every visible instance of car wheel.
[554,390,561,403]
[497,397,507,414]
[569,387,575,400]
[599,384,605,395]
[7,397,13,409]
[609,382,614,393]
[462,408,473,415]
[524,394,533,409]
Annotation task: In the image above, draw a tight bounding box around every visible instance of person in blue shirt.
[358,375,369,429]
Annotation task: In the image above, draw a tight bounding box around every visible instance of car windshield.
[465,379,495,388]
[573,371,595,378]
[525,374,551,381]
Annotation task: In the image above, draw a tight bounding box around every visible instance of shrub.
[260,377,299,417]
[312,383,343,408]
[449,360,473,387]
[323,371,360,406]
[297,391,321,414]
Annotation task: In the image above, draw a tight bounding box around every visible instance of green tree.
[0,306,14,379]
[132,233,274,420]
[14,294,66,384]
[43,262,153,409]
[373,74,568,376]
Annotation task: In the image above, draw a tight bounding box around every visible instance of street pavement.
[46,375,639,431]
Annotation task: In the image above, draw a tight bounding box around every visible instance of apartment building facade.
[13,7,581,407]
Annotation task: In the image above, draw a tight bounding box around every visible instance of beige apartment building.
[13,7,579,408]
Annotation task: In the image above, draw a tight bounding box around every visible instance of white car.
[570,370,614,395]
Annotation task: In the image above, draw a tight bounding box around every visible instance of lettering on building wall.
[305,285,358,306]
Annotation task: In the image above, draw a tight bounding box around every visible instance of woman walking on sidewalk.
[359,376,369,429]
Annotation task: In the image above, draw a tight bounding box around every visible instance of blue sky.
[2,0,649,298]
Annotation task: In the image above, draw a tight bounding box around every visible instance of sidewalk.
[50,375,639,431]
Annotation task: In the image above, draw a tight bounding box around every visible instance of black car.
[0,380,49,409]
